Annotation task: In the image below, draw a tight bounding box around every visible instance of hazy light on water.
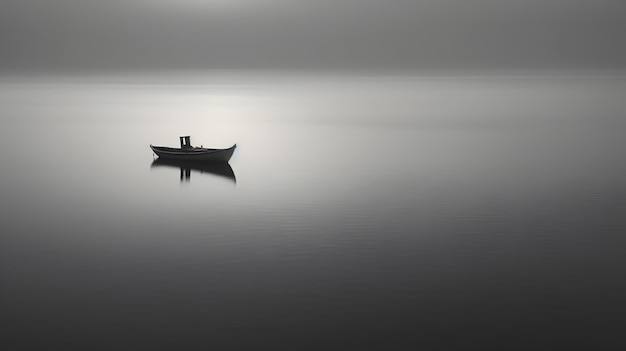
[1,72,625,348]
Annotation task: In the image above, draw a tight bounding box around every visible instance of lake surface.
[1,72,625,349]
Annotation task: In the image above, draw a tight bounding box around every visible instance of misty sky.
[1,0,625,72]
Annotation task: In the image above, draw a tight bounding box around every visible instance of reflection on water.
[0,74,625,349]
[151,158,237,183]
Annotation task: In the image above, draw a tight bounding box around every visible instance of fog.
[2,2,626,348]
[1,0,625,72]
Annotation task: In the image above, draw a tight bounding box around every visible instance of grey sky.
[1,0,625,72]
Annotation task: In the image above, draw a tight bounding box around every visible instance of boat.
[150,136,236,162]
[151,158,236,183]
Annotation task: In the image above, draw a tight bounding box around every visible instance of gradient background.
[1,0,625,73]
[1,1,626,350]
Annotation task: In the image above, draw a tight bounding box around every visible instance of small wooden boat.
[150,136,236,162]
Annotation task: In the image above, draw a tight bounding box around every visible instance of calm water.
[1,73,625,349]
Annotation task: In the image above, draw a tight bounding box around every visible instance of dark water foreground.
[1,74,625,349]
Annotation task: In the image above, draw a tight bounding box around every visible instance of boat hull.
[150,144,236,162]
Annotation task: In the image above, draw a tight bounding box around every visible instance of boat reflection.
[151,159,236,183]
